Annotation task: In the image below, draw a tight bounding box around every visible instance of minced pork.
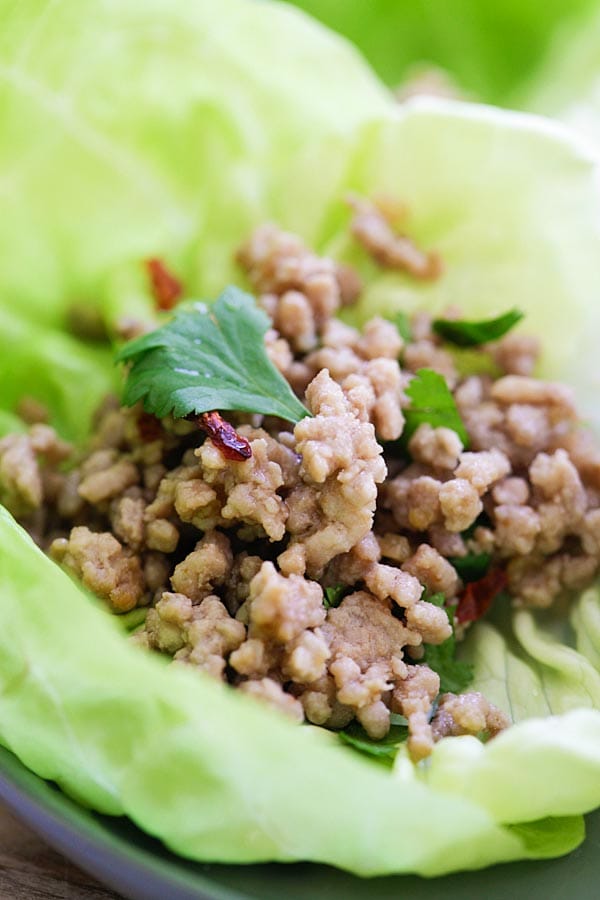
[3,196,600,761]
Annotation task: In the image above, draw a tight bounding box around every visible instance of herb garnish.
[403,368,468,446]
[432,308,523,347]
[449,551,492,583]
[116,288,310,424]
[421,593,474,694]
[323,584,347,610]
[338,719,409,766]
[118,607,148,632]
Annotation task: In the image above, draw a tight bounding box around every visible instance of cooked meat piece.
[431,692,510,741]
[170,531,233,602]
[50,526,144,612]
[392,664,440,761]
[280,370,386,578]
[239,677,304,723]
[347,194,441,280]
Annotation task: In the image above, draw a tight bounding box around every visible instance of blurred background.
[288,0,599,116]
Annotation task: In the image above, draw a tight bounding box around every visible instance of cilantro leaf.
[323,584,347,609]
[421,594,474,694]
[116,287,310,424]
[432,308,524,347]
[338,721,409,766]
[449,552,492,583]
[404,368,468,446]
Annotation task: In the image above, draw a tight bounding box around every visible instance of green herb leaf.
[116,288,310,424]
[449,552,492,583]
[403,368,469,446]
[391,311,412,343]
[424,592,446,608]
[338,721,409,766]
[421,595,474,694]
[323,585,347,609]
[117,607,148,631]
[433,308,524,347]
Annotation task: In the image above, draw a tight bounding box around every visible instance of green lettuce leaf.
[0,0,389,332]
[0,309,118,442]
[1,0,600,877]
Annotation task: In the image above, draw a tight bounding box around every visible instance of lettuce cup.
[1,0,600,877]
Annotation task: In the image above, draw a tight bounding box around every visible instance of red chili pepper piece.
[199,411,252,461]
[146,258,183,311]
[456,568,507,625]
[137,412,163,443]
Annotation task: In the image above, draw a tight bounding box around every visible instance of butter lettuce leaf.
[1,0,600,878]
[0,309,118,442]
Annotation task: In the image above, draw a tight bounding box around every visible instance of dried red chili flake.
[456,568,508,625]
[199,411,252,461]
[146,258,183,311]
[137,411,163,443]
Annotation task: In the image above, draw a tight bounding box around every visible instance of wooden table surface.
[0,801,123,899]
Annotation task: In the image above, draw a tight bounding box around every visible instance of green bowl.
[0,744,598,900]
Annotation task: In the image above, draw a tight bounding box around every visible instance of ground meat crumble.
[4,204,600,763]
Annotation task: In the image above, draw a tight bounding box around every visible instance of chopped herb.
[338,721,409,766]
[323,584,347,609]
[433,308,524,347]
[118,607,148,632]
[391,311,412,343]
[117,288,310,424]
[449,552,492,583]
[424,591,446,607]
[403,368,468,446]
[421,593,474,694]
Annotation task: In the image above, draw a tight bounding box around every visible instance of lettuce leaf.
[0,309,118,442]
[1,0,600,877]
[0,0,389,332]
